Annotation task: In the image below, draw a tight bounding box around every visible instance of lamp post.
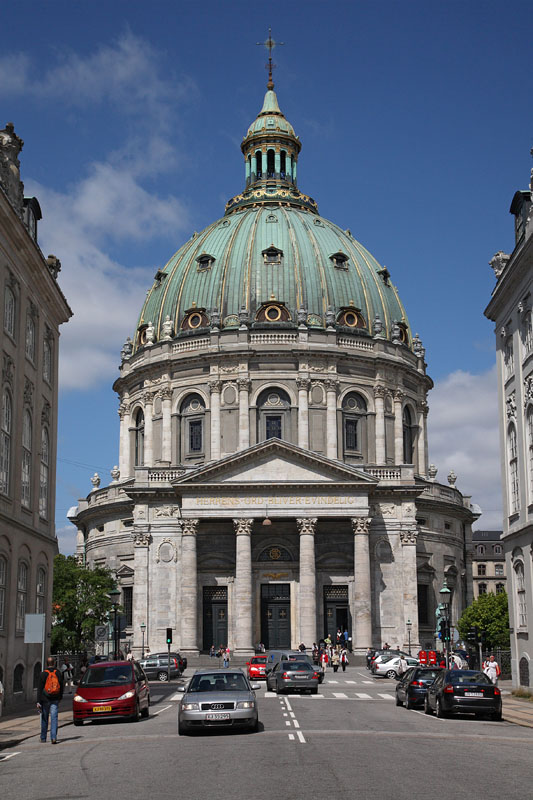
[140,622,146,659]
[406,619,412,656]
[439,578,452,669]
[109,588,121,660]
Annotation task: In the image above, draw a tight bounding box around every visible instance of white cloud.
[427,365,503,529]
[56,524,77,556]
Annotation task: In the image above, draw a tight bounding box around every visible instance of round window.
[189,312,203,328]
[265,305,281,322]
[189,400,201,412]
[344,311,358,327]
[267,393,280,405]
[346,397,358,409]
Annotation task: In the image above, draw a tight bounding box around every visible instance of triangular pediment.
[116,564,134,577]
[173,439,378,489]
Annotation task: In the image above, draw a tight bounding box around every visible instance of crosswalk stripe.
[326,680,339,684]
[362,681,374,684]
[333,692,348,698]
[345,680,356,684]
[355,693,372,699]
[169,693,183,701]
[378,693,394,700]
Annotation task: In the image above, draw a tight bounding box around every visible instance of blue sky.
[2,0,531,551]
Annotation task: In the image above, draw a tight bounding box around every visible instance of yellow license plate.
[93,705,112,712]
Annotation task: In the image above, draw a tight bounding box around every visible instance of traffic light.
[443,624,451,642]
[166,627,173,645]
[438,620,446,640]
[467,627,478,643]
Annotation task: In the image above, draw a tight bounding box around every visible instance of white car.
[374,656,419,679]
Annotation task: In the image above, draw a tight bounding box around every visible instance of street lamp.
[406,619,412,656]
[140,622,147,659]
[439,578,452,669]
[109,588,121,660]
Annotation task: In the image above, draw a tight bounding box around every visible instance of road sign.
[95,625,108,642]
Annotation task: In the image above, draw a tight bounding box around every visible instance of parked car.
[425,669,502,720]
[73,660,150,725]
[150,651,187,672]
[177,668,260,734]
[246,655,268,680]
[369,650,412,671]
[373,656,419,679]
[138,654,180,681]
[395,667,443,708]
[266,659,320,695]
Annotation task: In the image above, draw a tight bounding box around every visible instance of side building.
[471,530,506,600]
[0,123,72,710]
[485,163,533,688]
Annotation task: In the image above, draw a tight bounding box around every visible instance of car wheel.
[436,698,446,718]
[141,702,149,719]
[249,718,259,733]
[73,720,83,727]
[395,692,402,706]
[319,675,324,684]
[266,681,273,692]
[492,709,502,721]
[131,701,140,722]
[275,685,284,695]
[157,671,168,682]
[311,688,318,695]
[406,696,416,710]
[424,697,433,715]
[386,670,397,679]
[178,720,188,735]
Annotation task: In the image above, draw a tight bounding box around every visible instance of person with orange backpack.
[37,656,64,743]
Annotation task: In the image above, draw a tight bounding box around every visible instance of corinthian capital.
[374,384,387,399]
[399,529,417,546]
[296,378,311,391]
[182,519,199,536]
[296,517,317,535]
[159,386,173,401]
[393,389,405,403]
[142,390,154,405]
[134,531,151,547]
[351,516,371,535]
[208,380,222,393]
[237,378,251,392]
[233,518,253,535]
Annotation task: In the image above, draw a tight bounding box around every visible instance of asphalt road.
[1,668,532,800]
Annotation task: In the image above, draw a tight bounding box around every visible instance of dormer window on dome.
[196,253,215,272]
[256,297,291,323]
[181,305,209,331]
[263,246,283,265]
[337,306,366,329]
[330,252,349,270]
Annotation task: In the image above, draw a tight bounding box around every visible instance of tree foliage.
[456,591,510,649]
[51,554,116,652]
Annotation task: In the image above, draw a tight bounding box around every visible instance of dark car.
[151,651,187,672]
[425,669,502,720]
[73,660,150,725]
[266,660,320,695]
[138,655,181,681]
[395,667,442,708]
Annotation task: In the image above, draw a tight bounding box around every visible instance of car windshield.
[416,669,441,679]
[81,666,133,686]
[188,673,248,692]
[449,671,492,685]
[250,658,265,664]
[281,662,313,671]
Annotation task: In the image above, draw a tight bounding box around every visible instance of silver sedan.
[266,660,320,694]
[178,669,260,734]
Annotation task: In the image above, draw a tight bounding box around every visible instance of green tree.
[51,554,116,652]
[456,591,510,649]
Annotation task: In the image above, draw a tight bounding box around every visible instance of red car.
[73,661,150,725]
[246,655,268,680]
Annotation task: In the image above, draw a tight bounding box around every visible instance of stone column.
[181,519,199,653]
[393,390,405,464]
[233,518,254,655]
[373,385,386,464]
[132,526,151,658]
[161,388,173,464]
[297,378,310,450]
[400,529,419,650]
[209,380,222,461]
[143,391,154,467]
[118,402,131,478]
[238,379,250,450]
[297,517,317,646]
[325,379,338,460]
[352,516,372,652]
[417,400,428,477]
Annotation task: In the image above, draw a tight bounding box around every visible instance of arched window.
[13,663,24,693]
[493,544,503,555]
[43,335,52,383]
[528,406,533,500]
[36,567,46,613]
[280,150,286,178]
[522,310,533,356]
[342,392,368,459]
[504,336,514,380]
[508,423,519,514]
[267,149,275,178]
[39,428,49,519]
[0,555,6,630]
[515,561,527,627]
[257,388,291,443]
[180,394,206,460]
[16,562,28,631]
[255,151,262,178]
[0,390,11,495]
[21,410,32,508]
[478,583,487,596]
[134,409,145,466]
[4,284,15,337]
[496,583,505,595]
[403,406,415,464]
[476,544,485,555]
[25,313,35,362]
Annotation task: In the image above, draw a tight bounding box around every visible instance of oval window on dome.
[338,308,366,329]
[181,308,209,331]
[265,305,281,322]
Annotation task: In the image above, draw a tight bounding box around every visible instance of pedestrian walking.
[343,629,349,648]
[398,655,408,676]
[37,657,64,744]
[340,648,349,672]
[366,647,372,668]
[332,650,340,672]
[209,644,215,658]
[223,647,230,668]
[483,655,501,685]
[60,658,74,693]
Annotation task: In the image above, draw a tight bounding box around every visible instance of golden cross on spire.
[256,28,284,90]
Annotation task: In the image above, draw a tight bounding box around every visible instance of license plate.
[93,705,112,712]
[464,692,483,697]
[293,675,307,679]
[206,713,230,720]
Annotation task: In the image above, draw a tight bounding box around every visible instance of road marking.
[333,692,348,698]
[297,731,306,743]
[285,720,291,726]
[357,672,368,678]
[283,712,288,717]
[378,694,394,700]
[152,704,172,716]
[326,680,339,684]
[289,711,295,718]
[345,680,356,684]
[293,719,300,728]
[169,693,183,701]
[288,733,295,740]
[355,693,372,699]
[0,752,20,761]
[284,698,292,712]
[362,681,374,685]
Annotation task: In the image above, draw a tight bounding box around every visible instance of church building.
[70,66,478,660]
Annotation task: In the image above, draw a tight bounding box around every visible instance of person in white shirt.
[483,655,500,685]
[60,659,74,693]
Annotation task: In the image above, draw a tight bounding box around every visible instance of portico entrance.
[323,585,351,642]
[261,583,291,649]
[202,586,228,650]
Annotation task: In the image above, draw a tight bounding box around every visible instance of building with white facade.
[70,77,478,662]
[485,166,533,688]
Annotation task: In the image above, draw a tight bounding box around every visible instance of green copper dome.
[134,86,411,350]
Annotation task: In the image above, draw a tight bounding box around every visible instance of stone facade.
[485,172,533,688]
[0,123,72,710]
[471,530,506,600]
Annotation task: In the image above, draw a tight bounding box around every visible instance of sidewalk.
[0,695,73,750]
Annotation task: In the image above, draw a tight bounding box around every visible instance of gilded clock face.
[269,547,282,560]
